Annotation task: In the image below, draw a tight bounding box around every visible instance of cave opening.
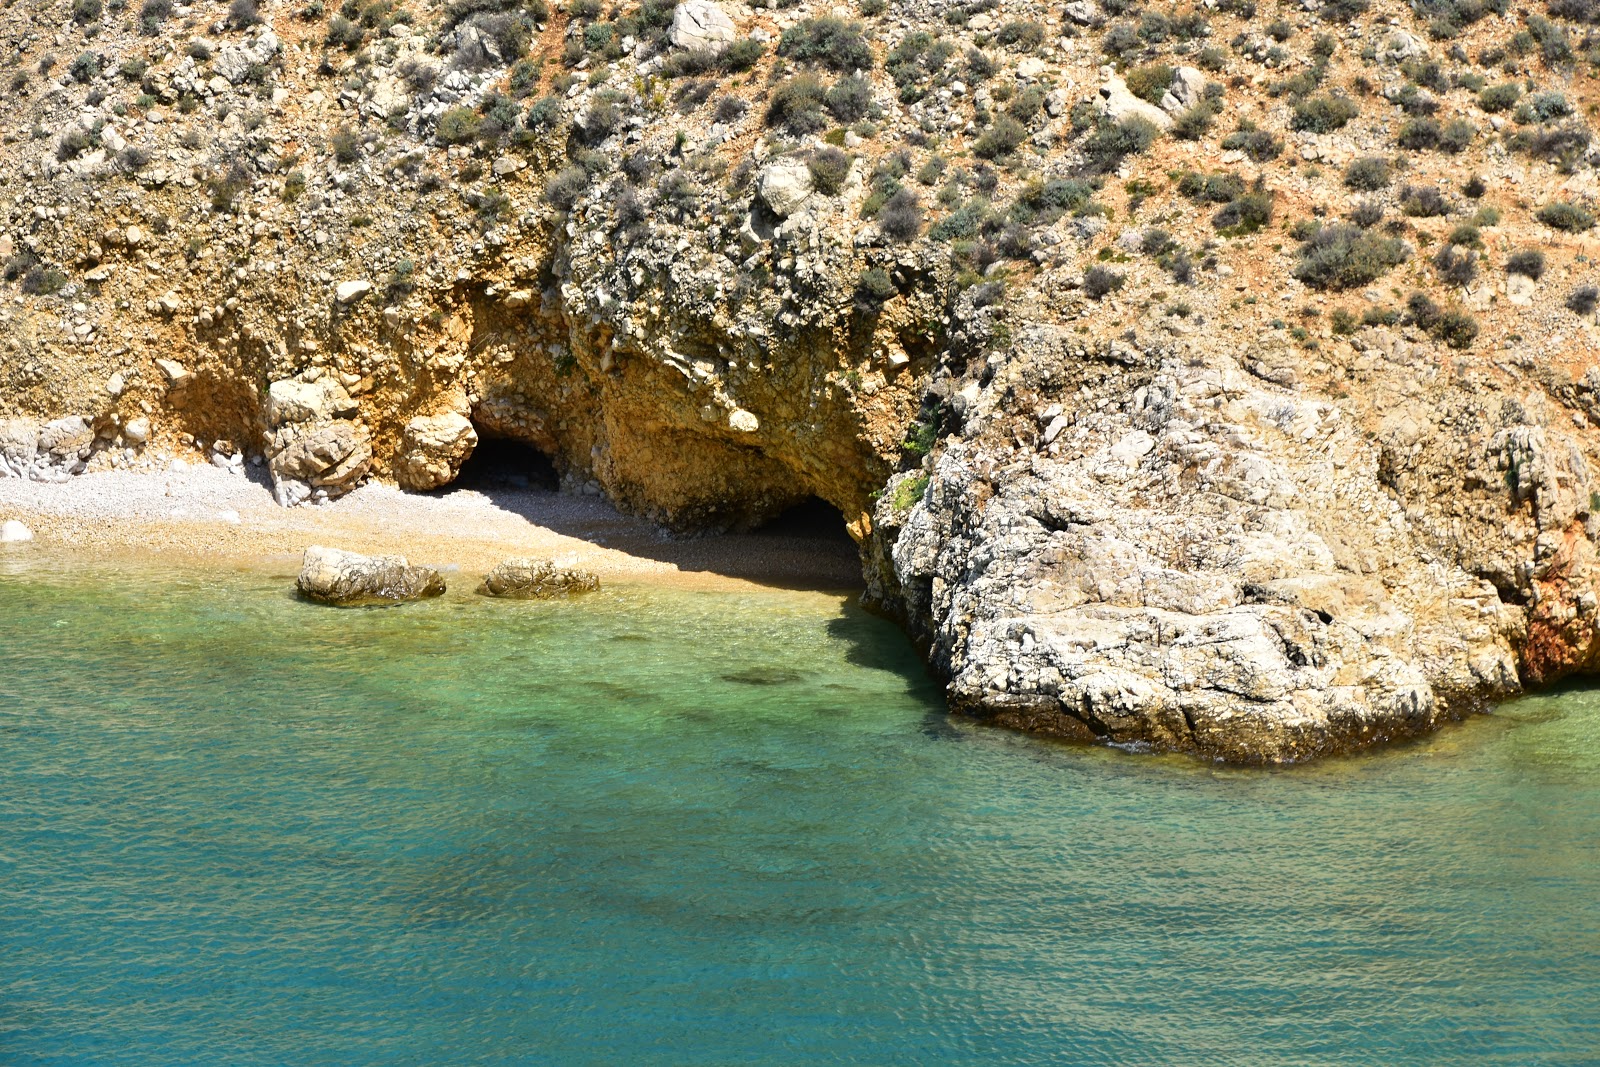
[450,433,559,492]
[754,495,856,547]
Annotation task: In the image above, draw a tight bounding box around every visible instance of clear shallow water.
[1,558,1597,1066]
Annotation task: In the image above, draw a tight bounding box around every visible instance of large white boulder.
[1096,76,1173,130]
[1161,67,1206,113]
[671,0,736,51]
[396,412,478,491]
[757,159,814,218]
[1,520,34,543]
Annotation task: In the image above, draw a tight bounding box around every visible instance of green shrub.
[544,164,589,209]
[1400,184,1451,217]
[1220,121,1281,161]
[1292,223,1408,289]
[1433,244,1477,286]
[55,127,90,161]
[825,75,872,121]
[1435,308,1479,348]
[1084,265,1125,299]
[1396,117,1440,150]
[1081,117,1158,174]
[929,200,986,240]
[1290,94,1358,133]
[326,13,363,48]
[721,38,765,72]
[1213,188,1273,234]
[995,20,1046,51]
[1016,177,1099,222]
[72,0,102,22]
[1506,248,1546,279]
[1515,92,1572,123]
[1536,201,1596,232]
[1325,0,1371,15]
[1171,102,1216,140]
[1437,119,1476,153]
[856,267,896,305]
[69,52,99,83]
[1178,170,1244,203]
[974,115,1027,159]
[1506,124,1591,171]
[879,189,923,242]
[1567,285,1599,315]
[435,107,482,144]
[1125,63,1174,105]
[1343,156,1391,191]
[886,32,954,103]
[330,125,360,163]
[808,147,852,195]
[766,74,828,133]
[778,16,872,72]
[20,266,68,296]
[1478,83,1521,112]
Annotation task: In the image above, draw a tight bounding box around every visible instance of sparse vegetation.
[1291,95,1358,133]
[1344,157,1391,191]
[1536,202,1596,232]
[1293,223,1409,289]
[1084,265,1126,300]
[1506,249,1547,279]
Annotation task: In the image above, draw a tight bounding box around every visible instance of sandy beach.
[0,465,865,592]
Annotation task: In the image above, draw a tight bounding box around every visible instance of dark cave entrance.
[451,433,560,492]
[754,495,856,546]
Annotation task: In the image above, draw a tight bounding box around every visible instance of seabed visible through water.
[2,553,1598,1065]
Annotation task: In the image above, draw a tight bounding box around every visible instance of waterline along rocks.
[4,0,1600,759]
[296,545,447,605]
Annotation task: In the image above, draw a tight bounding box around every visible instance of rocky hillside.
[3,0,1599,760]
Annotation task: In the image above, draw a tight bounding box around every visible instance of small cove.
[1,554,1598,1065]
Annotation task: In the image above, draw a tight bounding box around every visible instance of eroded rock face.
[479,558,600,599]
[295,545,446,605]
[396,413,477,491]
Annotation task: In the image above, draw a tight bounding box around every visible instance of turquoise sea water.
[1,555,1598,1066]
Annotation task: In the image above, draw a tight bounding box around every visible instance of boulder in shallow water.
[479,558,600,599]
[296,545,446,605]
[1,520,34,543]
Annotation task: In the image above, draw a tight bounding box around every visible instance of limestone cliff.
[4,0,1600,759]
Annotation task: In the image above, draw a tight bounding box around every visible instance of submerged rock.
[296,545,446,605]
[479,558,600,599]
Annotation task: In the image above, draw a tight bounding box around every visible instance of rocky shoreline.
[5,0,1600,761]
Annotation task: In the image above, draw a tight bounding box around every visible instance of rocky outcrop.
[295,545,446,605]
[479,558,601,599]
